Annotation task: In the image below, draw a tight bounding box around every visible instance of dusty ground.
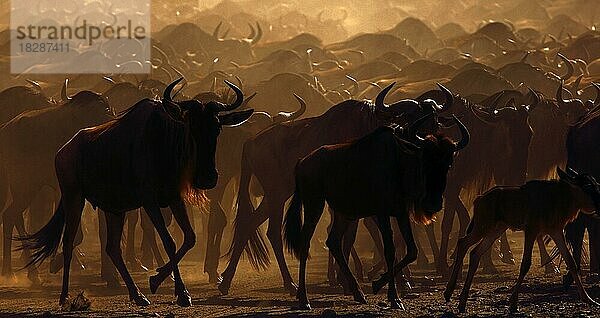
[1,234,600,318]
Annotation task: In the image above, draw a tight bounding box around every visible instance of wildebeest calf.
[444,167,600,313]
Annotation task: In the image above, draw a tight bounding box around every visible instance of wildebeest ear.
[219,109,254,127]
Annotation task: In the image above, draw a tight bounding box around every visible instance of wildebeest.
[0,81,113,283]
[564,103,600,287]
[283,115,469,310]
[218,84,454,295]
[17,79,253,307]
[444,167,600,313]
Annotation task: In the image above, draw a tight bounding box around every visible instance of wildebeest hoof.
[562,274,574,290]
[130,292,151,306]
[27,272,41,286]
[298,301,312,310]
[217,279,231,295]
[372,277,386,295]
[127,258,148,272]
[509,303,519,313]
[176,289,192,307]
[390,298,405,310]
[458,302,467,313]
[443,289,452,302]
[59,293,69,307]
[353,290,367,304]
[545,263,560,275]
[208,272,221,284]
[285,282,298,296]
[149,275,161,294]
[500,252,516,265]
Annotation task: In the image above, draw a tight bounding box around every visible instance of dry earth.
[0,232,599,318]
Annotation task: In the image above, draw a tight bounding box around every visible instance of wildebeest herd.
[1,0,600,316]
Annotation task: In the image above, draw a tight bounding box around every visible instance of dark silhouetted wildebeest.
[17,79,253,307]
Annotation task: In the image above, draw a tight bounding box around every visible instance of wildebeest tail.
[284,186,303,260]
[16,199,65,269]
[226,142,270,270]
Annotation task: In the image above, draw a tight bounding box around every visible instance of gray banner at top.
[10,0,151,74]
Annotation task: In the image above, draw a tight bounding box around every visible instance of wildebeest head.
[60,79,114,126]
[557,167,600,214]
[556,81,591,123]
[406,115,470,221]
[162,78,254,189]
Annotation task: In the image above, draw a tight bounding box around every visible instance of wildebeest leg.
[125,210,145,272]
[296,194,325,310]
[148,200,195,307]
[104,212,149,306]
[508,230,536,312]
[327,214,366,304]
[14,214,40,285]
[563,217,586,288]
[339,220,359,294]
[98,209,120,287]
[537,236,559,274]
[499,232,515,265]
[219,200,270,295]
[425,223,439,266]
[326,207,337,286]
[439,191,459,277]
[550,230,599,306]
[266,197,297,295]
[59,193,85,306]
[457,225,507,313]
[363,216,384,280]
[414,225,429,268]
[2,193,32,279]
[587,218,600,275]
[205,192,227,283]
[350,245,364,283]
[372,213,416,295]
[375,215,402,309]
[140,210,164,268]
[452,198,471,260]
[444,221,487,302]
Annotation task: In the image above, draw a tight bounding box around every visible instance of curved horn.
[212,21,222,39]
[163,77,184,102]
[556,80,567,107]
[251,22,263,45]
[453,115,470,151]
[285,94,307,121]
[61,79,71,101]
[557,53,574,82]
[246,23,256,40]
[26,79,42,92]
[222,80,244,111]
[275,94,307,123]
[527,87,540,110]
[345,75,359,97]
[375,82,396,112]
[436,83,454,111]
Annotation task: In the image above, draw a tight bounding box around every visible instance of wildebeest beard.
[411,134,456,225]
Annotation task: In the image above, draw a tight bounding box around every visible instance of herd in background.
[0,0,599,313]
